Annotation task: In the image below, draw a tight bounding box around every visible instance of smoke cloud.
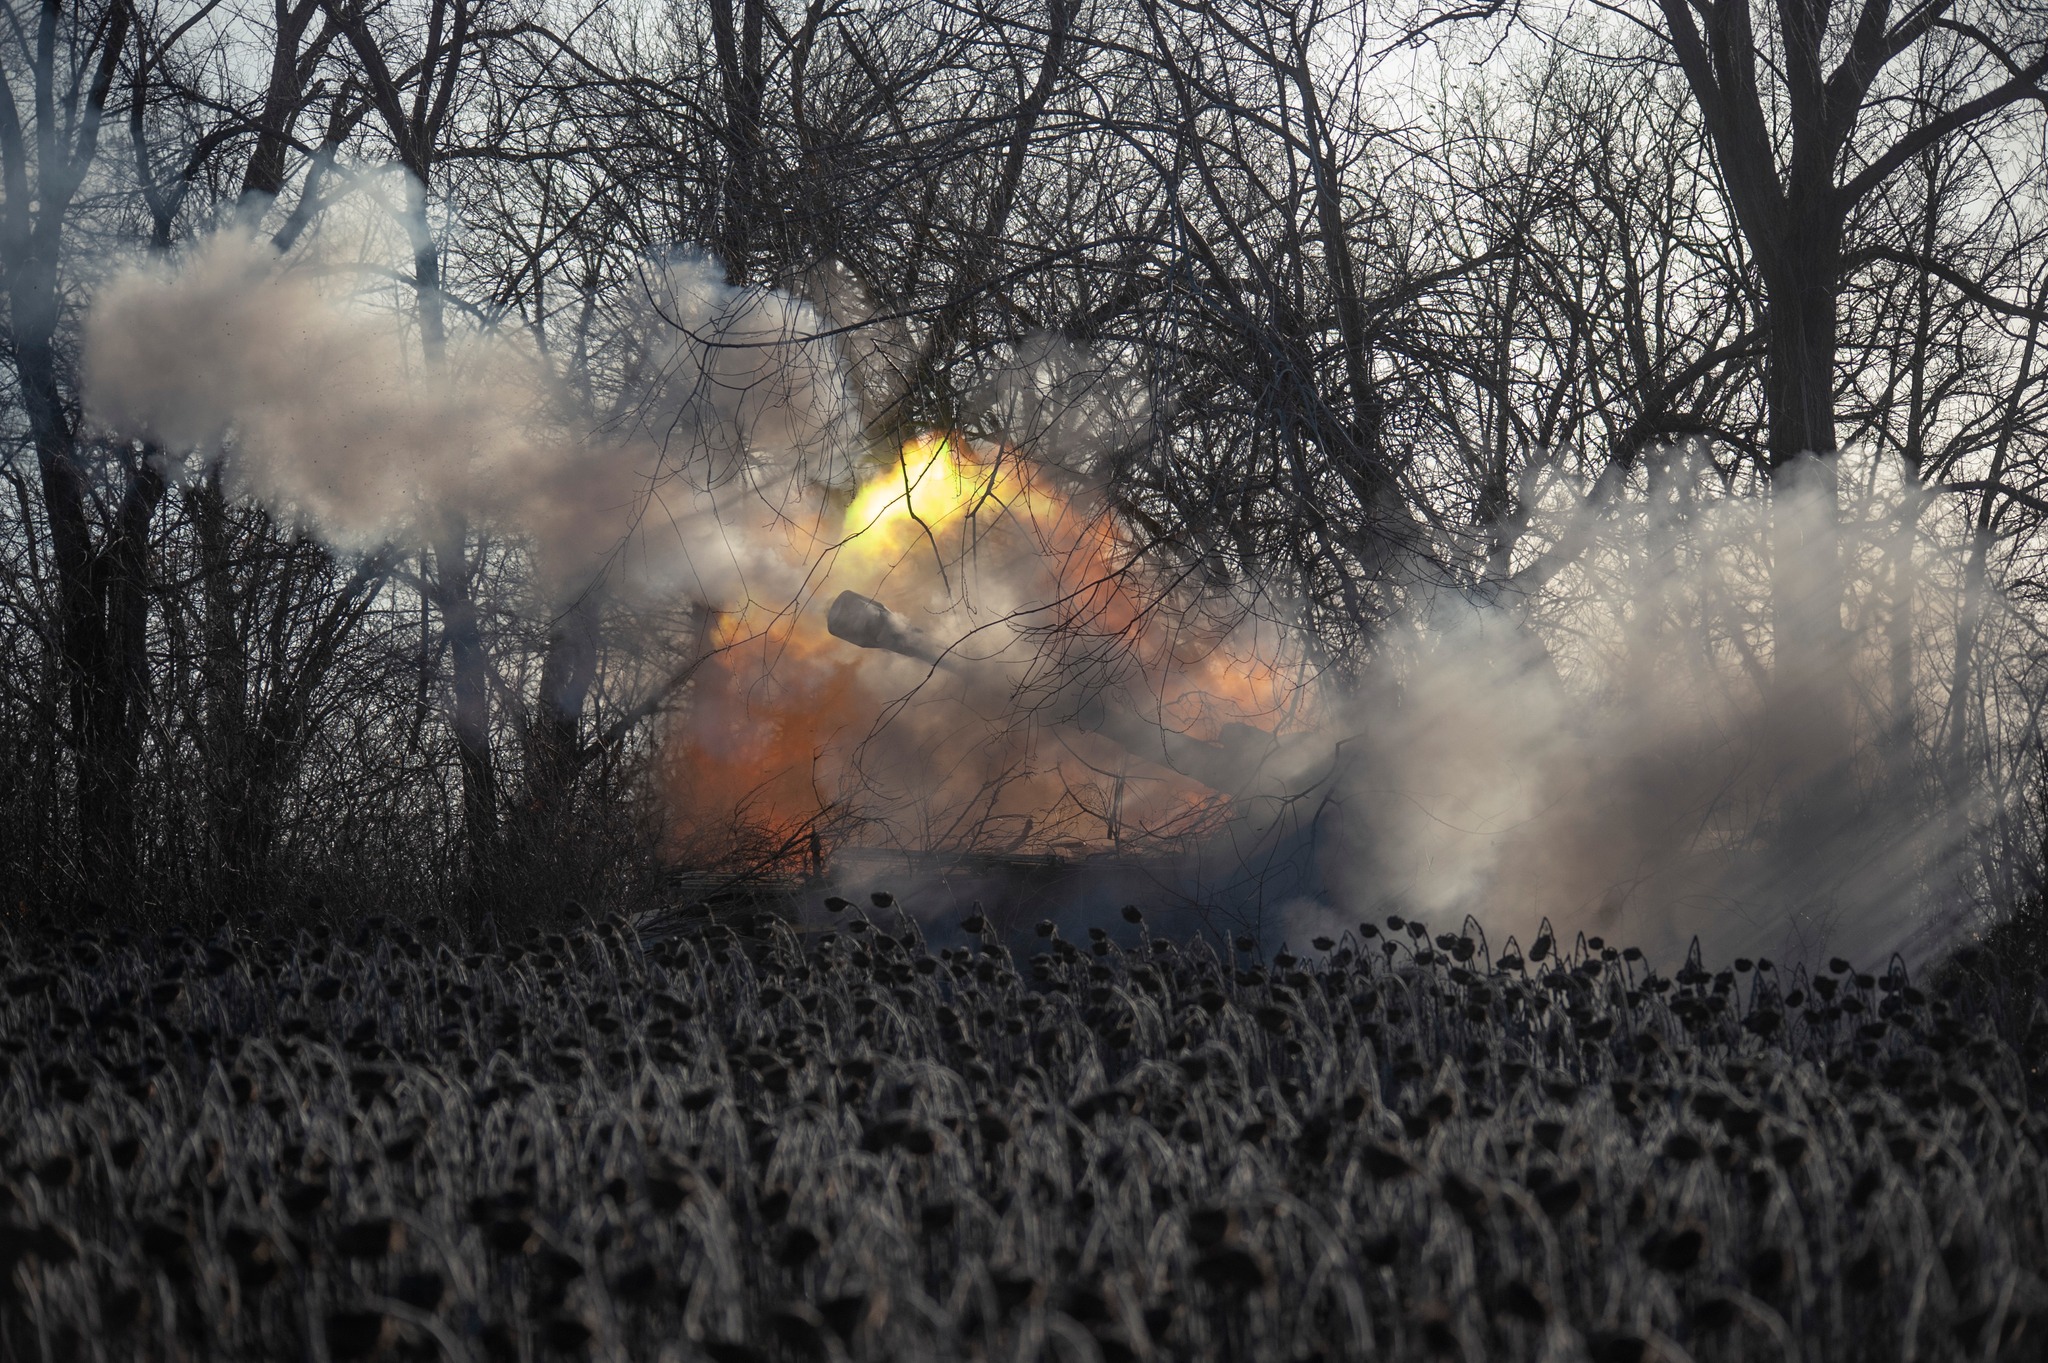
[84,228,851,609]
[1293,445,2000,967]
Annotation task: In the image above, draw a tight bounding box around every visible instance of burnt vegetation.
[0,902,2043,1362]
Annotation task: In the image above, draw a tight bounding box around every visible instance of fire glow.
[661,432,1301,870]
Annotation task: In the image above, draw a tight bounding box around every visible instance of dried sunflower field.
[1,902,2044,1363]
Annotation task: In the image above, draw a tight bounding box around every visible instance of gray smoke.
[84,228,852,609]
[1286,445,1999,967]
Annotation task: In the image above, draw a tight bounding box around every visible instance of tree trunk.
[23,314,166,904]
[1762,248,1841,467]
[528,597,599,825]
[432,533,498,910]
[1885,218,1941,795]
[238,0,325,207]
[192,472,255,899]
[709,0,769,282]
[401,163,497,909]
[511,596,601,894]
[1760,252,1858,869]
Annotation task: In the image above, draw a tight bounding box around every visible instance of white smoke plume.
[84,228,852,609]
[1292,445,2004,968]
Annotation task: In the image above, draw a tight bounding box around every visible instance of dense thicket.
[0,902,2044,1360]
[1,0,2045,931]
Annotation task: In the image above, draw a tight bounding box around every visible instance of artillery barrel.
[825,590,951,667]
[824,590,1272,794]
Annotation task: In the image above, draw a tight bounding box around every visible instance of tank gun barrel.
[825,590,951,668]
[824,590,1274,794]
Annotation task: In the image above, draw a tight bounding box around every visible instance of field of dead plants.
[0,898,2043,1363]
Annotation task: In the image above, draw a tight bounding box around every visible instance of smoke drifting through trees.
[79,233,2017,963]
[1313,448,2005,964]
[2,0,2045,963]
[86,229,851,609]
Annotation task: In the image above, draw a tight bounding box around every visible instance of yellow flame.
[838,432,1061,579]
[834,431,1300,727]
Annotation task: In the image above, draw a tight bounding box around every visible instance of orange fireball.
[662,432,1305,870]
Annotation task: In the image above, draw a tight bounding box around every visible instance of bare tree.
[1,0,147,902]
[1626,0,2048,844]
[0,0,2045,935]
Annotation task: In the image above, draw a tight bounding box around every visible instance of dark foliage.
[0,904,2042,1360]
